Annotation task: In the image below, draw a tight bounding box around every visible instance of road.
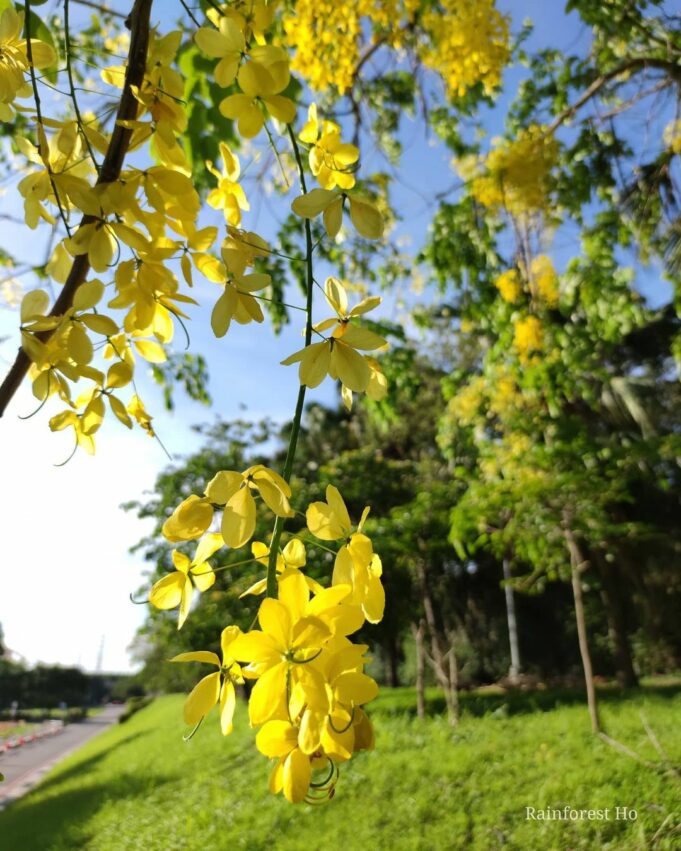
[0,705,124,807]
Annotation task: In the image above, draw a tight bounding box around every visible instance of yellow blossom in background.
[468,125,559,218]
[283,0,402,94]
[494,269,522,303]
[448,376,485,426]
[420,0,510,99]
[663,119,681,154]
[530,254,559,306]
[513,315,543,358]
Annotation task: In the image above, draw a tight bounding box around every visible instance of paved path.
[0,705,124,808]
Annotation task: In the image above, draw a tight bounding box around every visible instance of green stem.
[265,126,314,599]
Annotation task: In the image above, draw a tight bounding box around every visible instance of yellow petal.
[205,470,242,505]
[256,719,297,758]
[230,630,280,664]
[163,495,214,542]
[282,539,306,568]
[283,747,311,803]
[323,196,344,238]
[190,565,215,592]
[220,625,242,661]
[333,671,379,705]
[219,680,236,735]
[291,188,338,219]
[298,710,324,755]
[331,343,371,392]
[193,532,224,564]
[183,671,221,725]
[278,571,309,624]
[248,661,288,725]
[149,572,186,610]
[258,598,291,650]
[221,486,256,548]
[170,651,220,666]
[178,580,193,629]
[348,195,384,239]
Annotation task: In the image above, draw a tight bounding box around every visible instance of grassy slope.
[1,685,679,851]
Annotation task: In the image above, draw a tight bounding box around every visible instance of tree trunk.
[416,560,459,725]
[564,524,601,733]
[411,619,426,719]
[502,557,521,684]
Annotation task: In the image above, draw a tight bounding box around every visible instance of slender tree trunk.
[445,627,460,722]
[411,619,426,719]
[502,557,521,684]
[564,524,601,733]
[416,560,459,725]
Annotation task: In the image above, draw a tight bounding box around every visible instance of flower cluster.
[0,5,55,121]
[419,0,510,99]
[513,315,543,359]
[151,480,384,803]
[283,0,398,94]
[465,126,560,218]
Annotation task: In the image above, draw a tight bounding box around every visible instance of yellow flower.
[255,719,313,803]
[219,47,297,138]
[306,485,385,623]
[206,142,249,226]
[170,626,244,734]
[299,104,359,190]
[513,315,543,357]
[469,125,559,218]
[420,0,510,98]
[148,533,223,629]
[281,277,387,395]
[205,465,294,549]
[0,6,56,118]
[530,255,559,307]
[494,269,522,304]
[194,18,245,88]
[229,572,353,725]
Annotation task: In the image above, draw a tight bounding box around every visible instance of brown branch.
[0,0,153,417]
[546,56,681,136]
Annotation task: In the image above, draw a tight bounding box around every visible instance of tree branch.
[546,56,681,136]
[0,0,153,417]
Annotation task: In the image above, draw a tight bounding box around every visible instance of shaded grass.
[1,683,679,850]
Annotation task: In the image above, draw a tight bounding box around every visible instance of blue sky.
[0,1,672,672]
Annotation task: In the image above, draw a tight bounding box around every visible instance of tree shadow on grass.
[25,730,147,797]
[0,768,172,850]
[375,681,681,719]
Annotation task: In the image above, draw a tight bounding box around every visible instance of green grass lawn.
[1,684,679,850]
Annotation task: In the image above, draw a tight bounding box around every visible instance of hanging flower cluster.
[151,480,384,803]
[461,125,560,218]
[420,0,511,99]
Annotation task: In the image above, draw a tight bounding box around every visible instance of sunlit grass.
[1,683,679,850]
